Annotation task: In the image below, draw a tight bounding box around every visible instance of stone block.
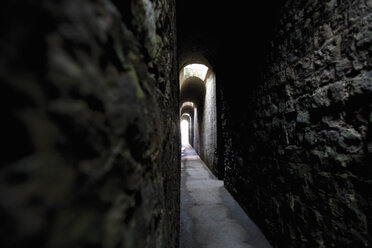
[339,128,362,153]
[296,111,310,124]
[322,115,342,128]
[312,85,330,108]
[350,71,372,95]
[328,81,348,103]
[285,99,296,113]
[335,58,352,75]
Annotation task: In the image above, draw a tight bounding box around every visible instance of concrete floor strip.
[180,146,272,248]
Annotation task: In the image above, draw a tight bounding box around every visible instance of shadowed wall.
[0,0,179,247]
[220,1,372,247]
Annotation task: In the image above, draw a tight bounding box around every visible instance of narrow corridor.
[2,0,372,247]
[180,145,271,248]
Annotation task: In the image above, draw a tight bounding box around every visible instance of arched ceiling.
[177,0,286,93]
[181,105,194,118]
[181,113,192,122]
[180,76,206,108]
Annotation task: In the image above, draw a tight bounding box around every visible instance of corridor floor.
[180,145,272,248]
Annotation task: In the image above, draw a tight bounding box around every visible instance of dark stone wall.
[0,0,179,247]
[220,0,372,247]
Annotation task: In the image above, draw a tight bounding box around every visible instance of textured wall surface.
[200,71,218,174]
[0,0,179,247]
[221,0,372,247]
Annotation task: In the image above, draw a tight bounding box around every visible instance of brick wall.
[221,0,372,247]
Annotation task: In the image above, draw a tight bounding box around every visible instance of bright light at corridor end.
[181,120,190,146]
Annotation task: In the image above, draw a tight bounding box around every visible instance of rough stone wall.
[0,0,179,247]
[222,0,372,247]
[200,71,218,174]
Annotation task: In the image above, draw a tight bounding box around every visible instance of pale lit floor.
[180,145,272,248]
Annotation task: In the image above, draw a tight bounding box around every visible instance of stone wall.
[0,0,179,247]
[221,0,372,247]
[200,71,218,175]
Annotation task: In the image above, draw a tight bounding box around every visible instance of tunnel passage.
[1,0,371,248]
[180,112,192,146]
[179,63,218,173]
[177,0,372,247]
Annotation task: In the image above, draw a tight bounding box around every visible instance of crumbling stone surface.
[220,0,372,247]
[0,0,179,247]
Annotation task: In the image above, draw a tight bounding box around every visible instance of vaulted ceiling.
[177,0,285,92]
